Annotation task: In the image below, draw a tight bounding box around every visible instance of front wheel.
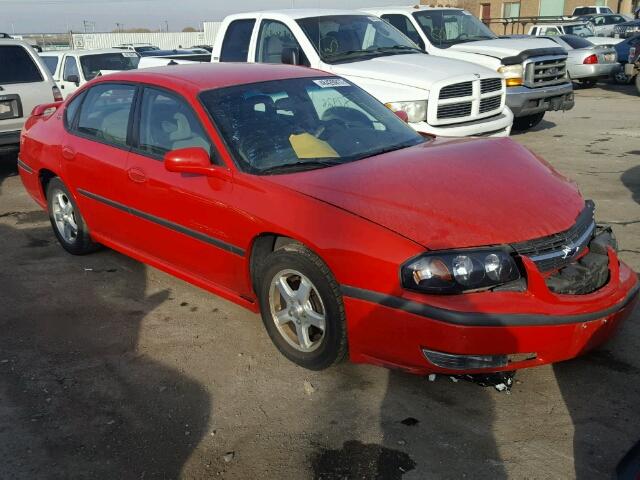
[512,112,545,132]
[257,244,348,370]
[46,177,100,255]
[613,70,632,85]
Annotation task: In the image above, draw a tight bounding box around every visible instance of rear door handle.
[127,167,147,183]
[61,145,75,160]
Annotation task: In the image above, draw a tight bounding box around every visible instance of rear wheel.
[512,112,545,132]
[635,74,640,95]
[46,177,99,255]
[613,69,632,85]
[257,243,347,370]
[579,78,597,88]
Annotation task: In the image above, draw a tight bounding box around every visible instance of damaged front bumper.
[342,227,639,375]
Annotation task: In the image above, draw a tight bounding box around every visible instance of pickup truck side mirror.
[65,74,80,86]
[281,47,302,66]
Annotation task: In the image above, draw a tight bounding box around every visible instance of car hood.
[264,138,585,250]
[449,37,561,59]
[327,53,497,90]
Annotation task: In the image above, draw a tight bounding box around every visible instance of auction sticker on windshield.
[122,52,138,57]
[313,79,350,88]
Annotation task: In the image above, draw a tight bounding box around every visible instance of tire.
[512,112,545,132]
[579,79,597,88]
[636,74,640,95]
[614,69,632,85]
[256,243,348,370]
[46,177,100,255]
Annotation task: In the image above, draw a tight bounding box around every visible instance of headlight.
[385,100,427,123]
[401,248,521,294]
[498,64,524,87]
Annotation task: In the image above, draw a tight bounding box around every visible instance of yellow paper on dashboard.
[289,133,340,159]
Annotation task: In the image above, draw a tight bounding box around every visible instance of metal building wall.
[70,30,218,50]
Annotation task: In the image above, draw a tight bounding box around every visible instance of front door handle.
[61,145,75,160]
[127,167,147,183]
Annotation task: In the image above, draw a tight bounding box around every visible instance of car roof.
[93,63,332,94]
[364,5,462,13]
[40,48,133,56]
[224,8,371,20]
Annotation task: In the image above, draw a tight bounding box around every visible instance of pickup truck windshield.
[200,77,424,175]
[80,53,139,81]
[413,10,497,48]
[296,15,421,63]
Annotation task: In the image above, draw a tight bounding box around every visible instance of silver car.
[578,14,629,37]
[545,35,619,87]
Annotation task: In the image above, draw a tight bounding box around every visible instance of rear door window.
[220,19,256,62]
[0,45,43,84]
[75,83,136,148]
[42,56,59,75]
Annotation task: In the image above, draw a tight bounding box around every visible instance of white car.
[0,39,61,156]
[39,49,139,99]
[365,6,574,131]
[571,6,614,16]
[212,9,514,137]
[528,22,623,46]
[114,43,160,54]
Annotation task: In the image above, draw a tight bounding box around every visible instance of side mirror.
[281,47,302,66]
[164,147,229,178]
[65,74,80,86]
[393,110,409,123]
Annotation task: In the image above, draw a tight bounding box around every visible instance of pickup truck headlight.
[401,248,521,294]
[498,64,524,87]
[385,100,428,123]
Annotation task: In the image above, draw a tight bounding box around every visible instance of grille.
[511,201,595,272]
[480,96,501,114]
[437,102,472,119]
[439,82,473,99]
[525,56,568,88]
[480,78,502,94]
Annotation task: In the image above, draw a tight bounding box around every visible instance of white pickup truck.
[212,9,514,137]
[365,6,575,131]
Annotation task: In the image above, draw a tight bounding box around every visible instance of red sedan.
[18,64,638,374]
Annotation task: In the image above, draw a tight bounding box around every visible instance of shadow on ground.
[621,164,640,205]
[0,166,211,479]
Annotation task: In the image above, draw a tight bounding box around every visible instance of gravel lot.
[0,82,638,480]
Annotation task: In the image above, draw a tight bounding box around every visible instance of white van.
[0,39,61,156]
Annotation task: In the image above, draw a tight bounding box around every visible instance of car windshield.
[80,53,139,81]
[41,55,59,75]
[413,9,497,48]
[200,77,425,175]
[135,46,159,52]
[296,15,421,64]
[564,24,595,37]
[560,34,593,49]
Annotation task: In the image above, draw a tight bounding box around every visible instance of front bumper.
[570,62,621,80]
[410,108,513,138]
[506,82,575,117]
[342,250,638,375]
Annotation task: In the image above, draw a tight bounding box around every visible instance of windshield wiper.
[326,45,421,61]
[374,45,423,53]
[259,159,344,175]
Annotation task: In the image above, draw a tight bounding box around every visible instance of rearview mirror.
[281,47,302,66]
[65,74,80,86]
[164,147,228,178]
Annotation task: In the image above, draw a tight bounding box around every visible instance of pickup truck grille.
[433,77,505,124]
[511,201,595,272]
[524,55,568,88]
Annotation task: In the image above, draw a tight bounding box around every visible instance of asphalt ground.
[0,81,639,480]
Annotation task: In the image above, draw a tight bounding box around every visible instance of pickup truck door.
[59,55,81,99]
[215,18,257,62]
[253,18,308,65]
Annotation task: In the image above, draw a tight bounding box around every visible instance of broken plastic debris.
[303,380,316,395]
[223,452,234,463]
[449,376,459,383]
[427,374,436,382]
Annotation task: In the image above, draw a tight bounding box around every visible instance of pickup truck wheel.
[46,178,100,255]
[613,70,632,84]
[635,74,640,95]
[579,79,597,88]
[512,112,545,132]
[257,244,348,370]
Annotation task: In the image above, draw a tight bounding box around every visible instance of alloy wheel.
[51,189,78,244]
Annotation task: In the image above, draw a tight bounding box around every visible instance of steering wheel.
[320,33,341,55]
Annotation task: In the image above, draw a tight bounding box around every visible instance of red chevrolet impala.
[18,64,638,374]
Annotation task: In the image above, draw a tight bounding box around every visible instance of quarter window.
[220,19,256,62]
[64,91,86,129]
[256,20,308,65]
[76,84,136,148]
[137,88,212,159]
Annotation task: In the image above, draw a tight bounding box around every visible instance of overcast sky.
[1,0,410,33]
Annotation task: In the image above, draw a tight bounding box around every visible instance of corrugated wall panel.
[71,28,220,50]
